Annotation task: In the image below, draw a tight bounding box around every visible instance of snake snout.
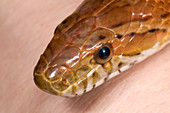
[34,51,78,94]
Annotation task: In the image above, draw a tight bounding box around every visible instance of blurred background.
[0,0,170,113]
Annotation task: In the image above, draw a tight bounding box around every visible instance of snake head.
[33,13,119,97]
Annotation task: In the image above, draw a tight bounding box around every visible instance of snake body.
[34,0,170,97]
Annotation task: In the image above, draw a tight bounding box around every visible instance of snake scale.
[34,0,170,97]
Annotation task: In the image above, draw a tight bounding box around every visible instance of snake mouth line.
[34,63,106,96]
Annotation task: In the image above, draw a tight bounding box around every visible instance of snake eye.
[99,47,110,59]
[94,44,113,64]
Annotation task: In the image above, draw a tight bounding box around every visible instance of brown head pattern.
[34,0,170,97]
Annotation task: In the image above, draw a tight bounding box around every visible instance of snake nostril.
[62,70,77,85]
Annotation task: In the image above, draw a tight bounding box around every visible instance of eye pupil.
[99,47,110,59]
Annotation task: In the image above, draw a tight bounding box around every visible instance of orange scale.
[96,2,132,29]
[120,35,133,47]
[146,0,156,6]
[132,0,146,14]
[57,13,79,34]
[152,8,164,18]
[64,17,96,46]
[122,34,144,55]
[137,32,158,51]
[49,46,80,68]
[113,46,124,55]
[142,5,154,14]
[43,37,67,63]
[111,38,121,48]
[155,29,166,41]
[155,1,164,8]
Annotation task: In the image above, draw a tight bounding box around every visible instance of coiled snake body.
[34,0,170,97]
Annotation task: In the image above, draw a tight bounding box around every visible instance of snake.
[34,0,170,97]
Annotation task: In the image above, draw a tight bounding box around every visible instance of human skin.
[0,0,170,113]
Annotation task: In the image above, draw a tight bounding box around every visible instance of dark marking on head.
[129,52,141,56]
[110,23,123,28]
[114,23,123,28]
[124,4,130,7]
[92,72,96,77]
[161,13,169,18]
[136,52,141,55]
[99,35,106,40]
[115,34,122,39]
[148,29,156,33]
[118,62,123,68]
[93,84,96,89]
[101,63,105,68]
[75,94,78,96]
[118,70,121,73]
[130,32,136,36]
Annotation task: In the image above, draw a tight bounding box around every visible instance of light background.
[0,0,170,113]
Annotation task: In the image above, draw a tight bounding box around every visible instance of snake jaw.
[34,52,112,97]
[33,53,91,97]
